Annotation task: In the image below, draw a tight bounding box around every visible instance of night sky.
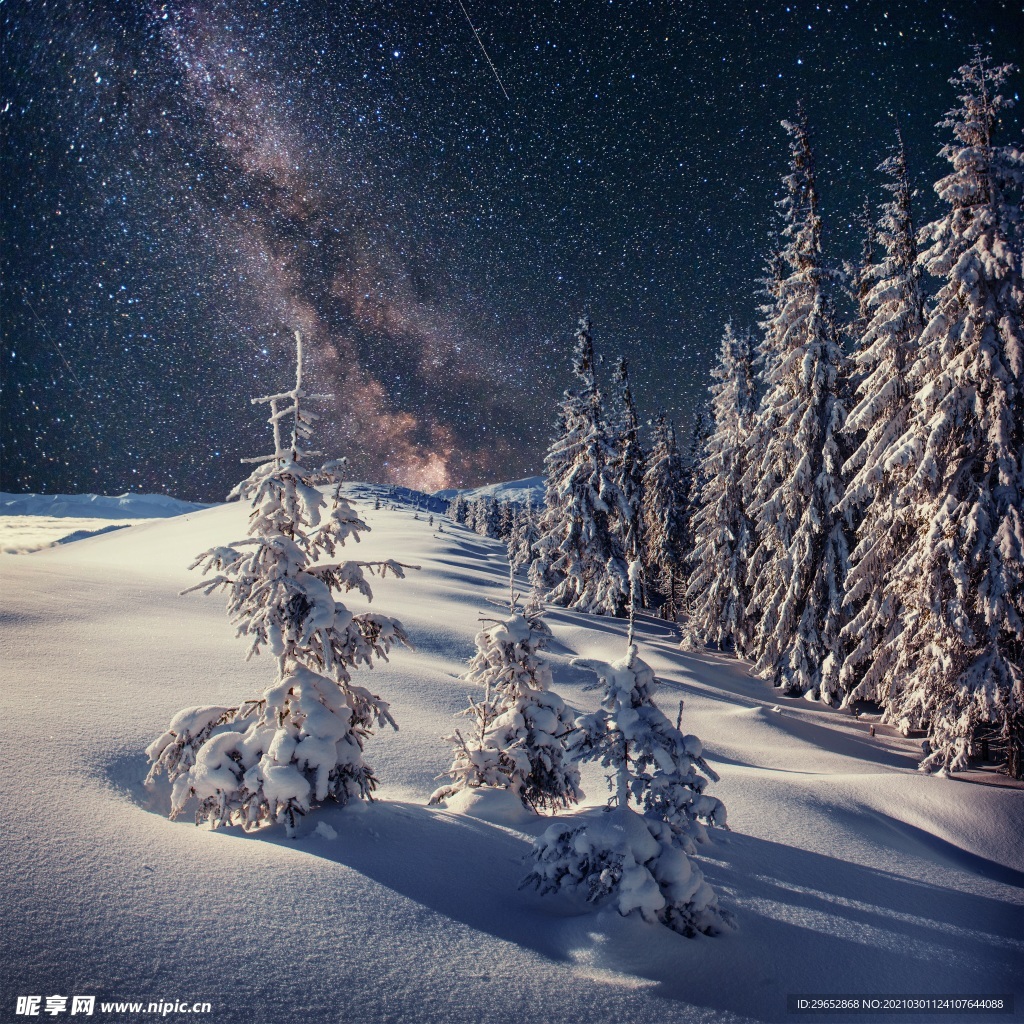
[2,1,1021,501]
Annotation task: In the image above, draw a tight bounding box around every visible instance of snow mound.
[436,786,540,828]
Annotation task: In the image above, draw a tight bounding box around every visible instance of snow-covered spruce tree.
[885,51,1023,776]
[146,333,411,835]
[686,324,756,652]
[430,589,581,811]
[524,574,732,936]
[447,493,469,525]
[507,496,541,572]
[530,410,568,596]
[838,128,926,708]
[642,413,689,619]
[743,106,852,701]
[428,680,508,798]
[533,316,630,616]
[608,356,647,591]
[471,495,491,536]
[737,246,786,606]
[679,407,714,588]
[498,500,516,540]
[464,496,479,533]
[850,198,879,349]
[488,497,504,538]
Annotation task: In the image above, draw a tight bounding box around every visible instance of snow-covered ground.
[1,485,1021,1024]
[0,491,210,554]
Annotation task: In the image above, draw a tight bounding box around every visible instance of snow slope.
[0,491,211,554]
[1,486,1021,1024]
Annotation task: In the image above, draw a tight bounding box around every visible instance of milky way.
[2,0,1021,500]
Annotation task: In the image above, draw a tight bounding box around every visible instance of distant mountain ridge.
[0,492,211,519]
[433,476,544,507]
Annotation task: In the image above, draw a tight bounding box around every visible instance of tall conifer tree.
[687,325,756,652]
[839,128,926,707]
[886,51,1023,776]
[744,106,851,699]
[609,356,647,589]
[533,317,630,616]
[642,414,689,619]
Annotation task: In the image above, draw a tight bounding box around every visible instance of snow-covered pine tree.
[448,493,469,525]
[533,316,630,616]
[608,356,647,589]
[851,198,879,345]
[498,500,516,540]
[531,409,568,596]
[679,407,714,589]
[885,51,1023,777]
[642,413,689,619]
[487,497,504,538]
[686,324,757,652]
[428,681,508,798]
[507,496,541,572]
[430,592,581,811]
[471,495,491,536]
[146,333,411,835]
[524,571,732,936]
[743,105,852,700]
[738,246,786,604]
[838,128,926,708]
[837,200,878,490]
[568,645,728,846]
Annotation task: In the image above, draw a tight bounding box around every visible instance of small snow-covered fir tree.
[687,324,756,652]
[568,646,728,847]
[533,316,630,616]
[642,414,689,619]
[431,588,581,811]
[146,333,411,835]
[524,570,732,937]
[838,128,926,708]
[743,106,852,701]
[428,682,508,798]
[885,51,1023,777]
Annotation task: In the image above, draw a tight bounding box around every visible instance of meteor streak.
[457,0,511,102]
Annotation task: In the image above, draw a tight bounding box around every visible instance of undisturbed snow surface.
[1,485,1021,1024]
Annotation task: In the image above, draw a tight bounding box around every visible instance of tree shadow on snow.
[100,753,1023,1023]
[585,829,1024,1021]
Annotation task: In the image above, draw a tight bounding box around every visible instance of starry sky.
[2,0,1021,501]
